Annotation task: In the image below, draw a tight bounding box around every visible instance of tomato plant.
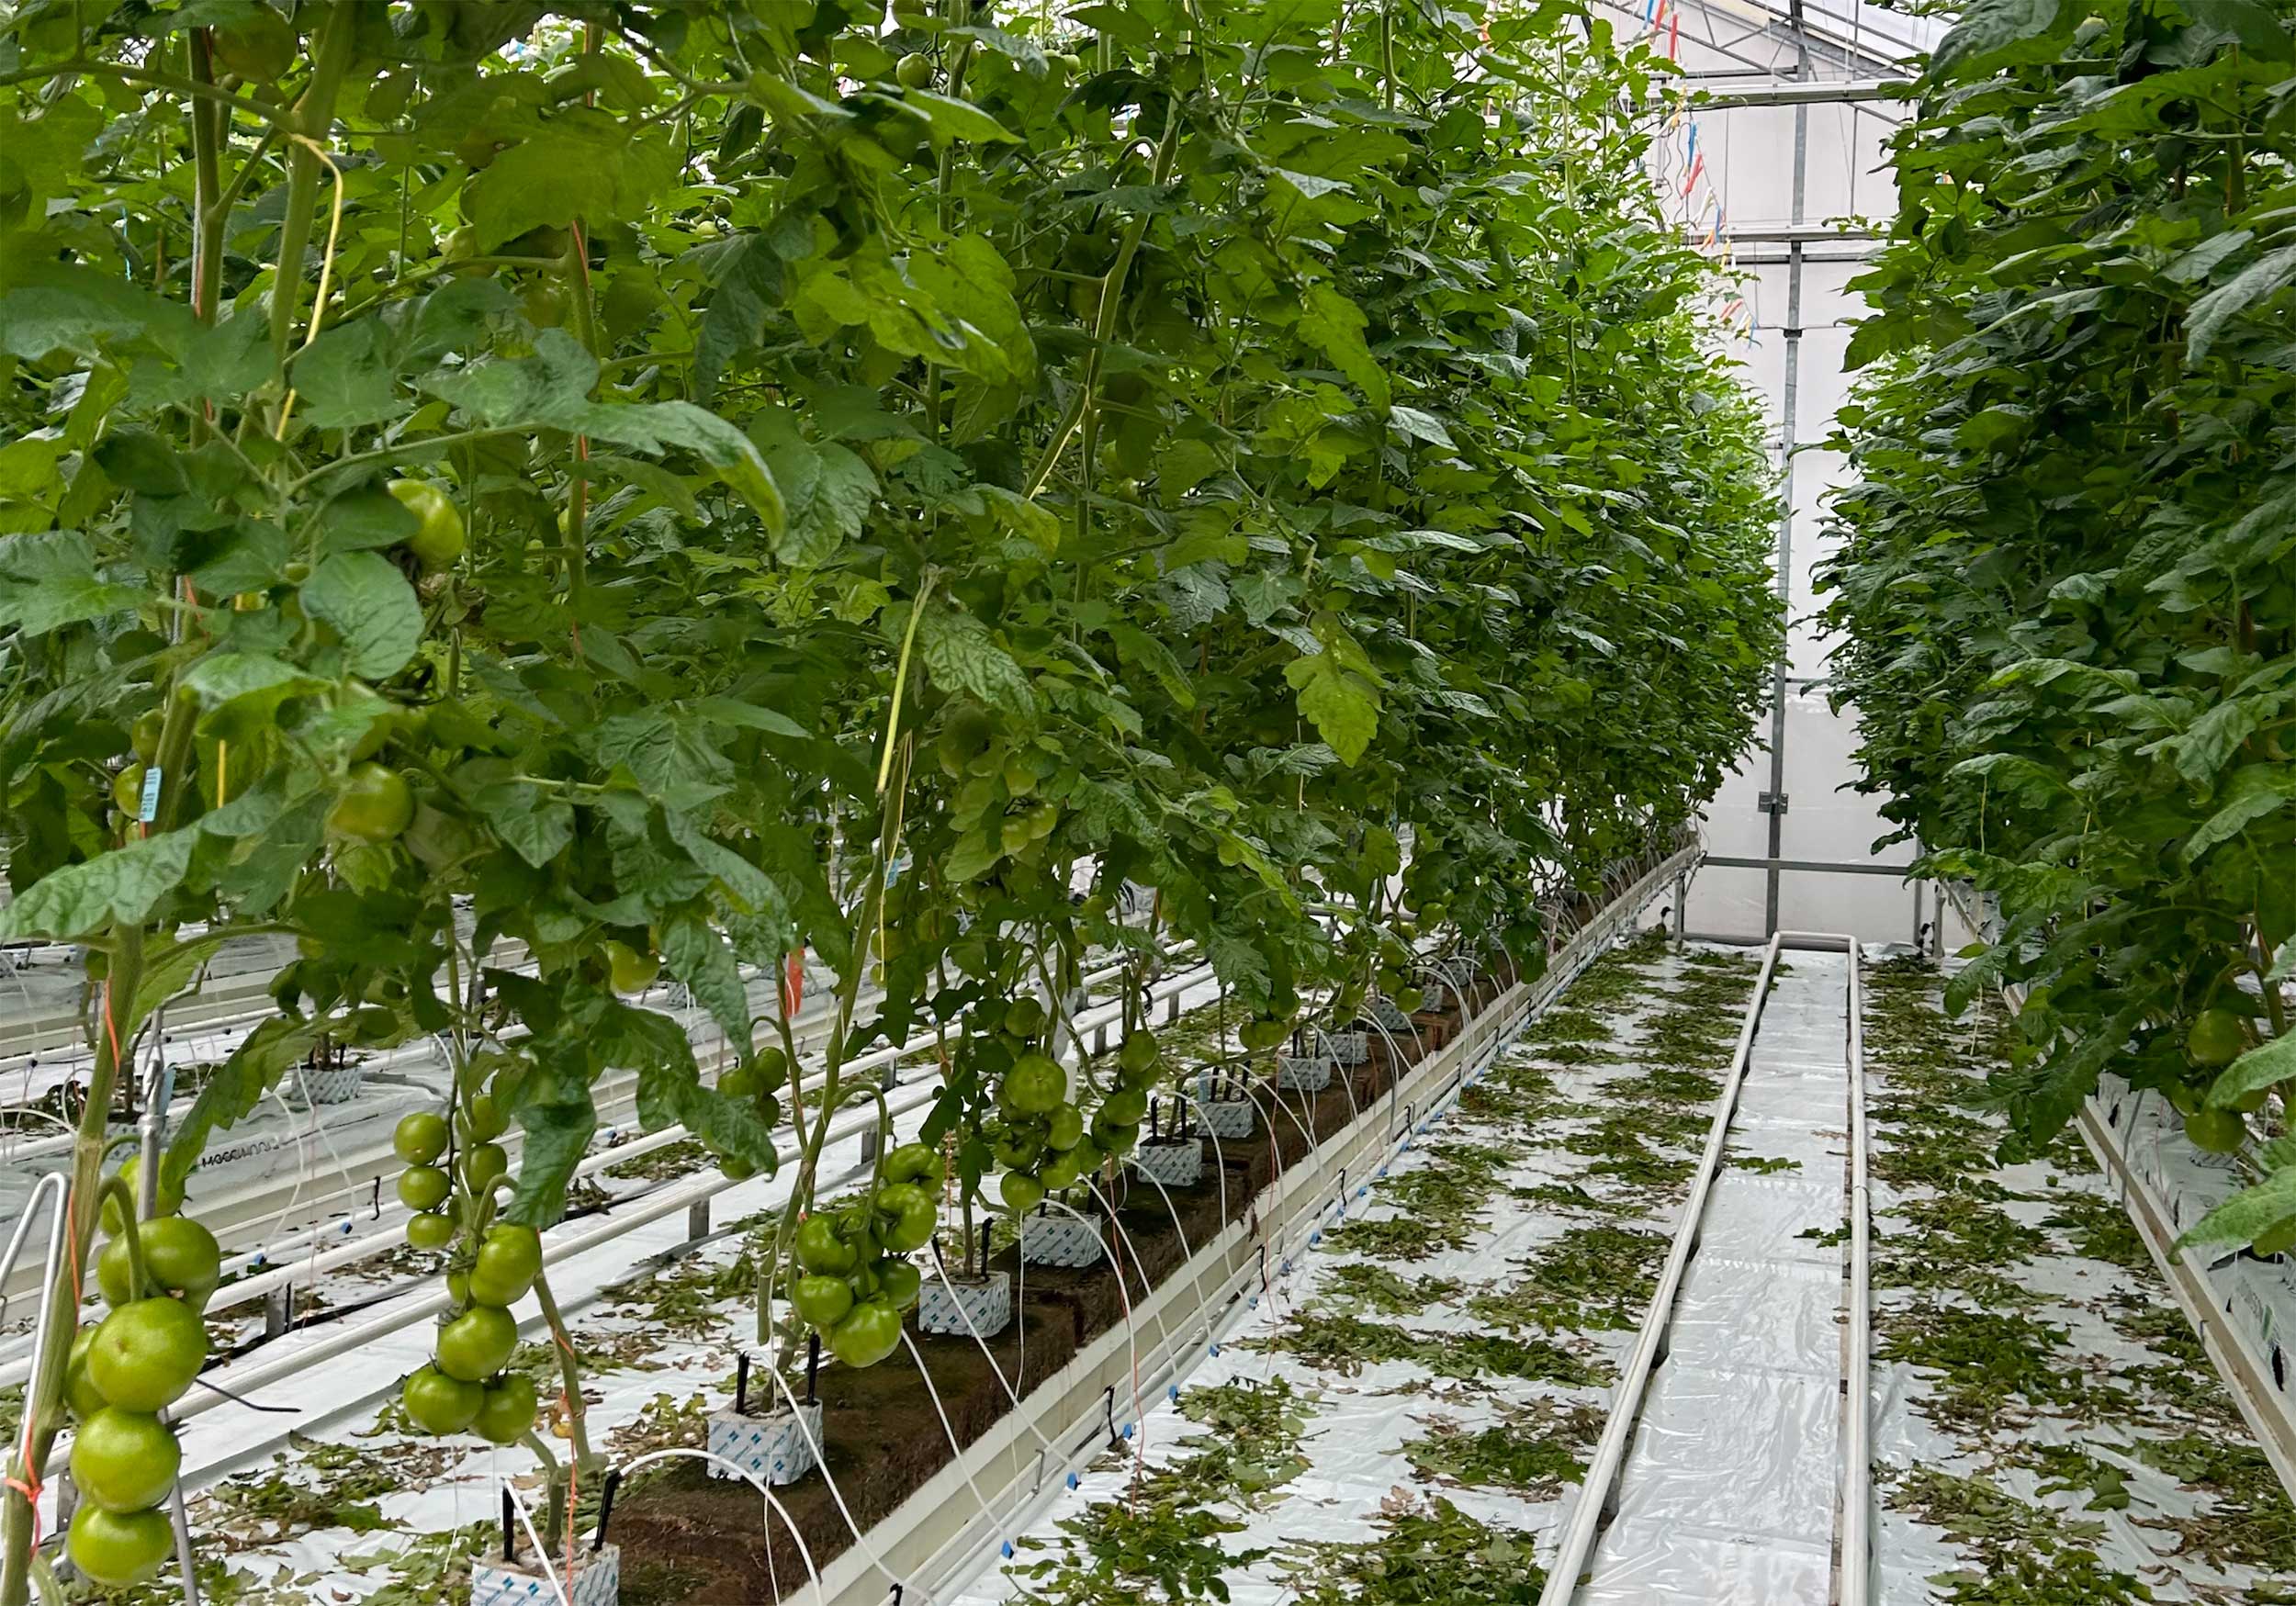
[1819,0,2296,1249]
[0,0,1778,1588]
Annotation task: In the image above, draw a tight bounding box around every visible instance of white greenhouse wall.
[1593,0,1941,944]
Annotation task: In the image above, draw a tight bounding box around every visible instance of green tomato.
[395,1111,450,1165]
[398,1164,451,1212]
[1038,1151,1085,1191]
[1046,1104,1085,1151]
[87,1298,207,1413]
[1000,1171,1045,1212]
[401,1364,483,1435]
[2185,1106,2248,1154]
[96,1216,220,1310]
[876,1259,922,1309]
[883,1141,940,1184]
[796,1216,858,1275]
[328,763,414,844]
[66,1328,106,1421]
[70,1407,181,1513]
[112,763,146,819]
[2187,1008,2247,1069]
[1099,1087,1148,1128]
[467,1223,541,1307]
[1118,1029,1160,1075]
[1004,996,1047,1038]
[66,1505,174,1589]
[210,9,296,82]
[472,1374,538,1446]
[604,938,660,994]
[407,1211,456,1251]
[461,1141,509,1192]
[754,1046,790,1092]
[386,479,467,571]
[792,1274,854,1329]
[99,1158,181,1236]
[435,1305,518,1383]
[719,1064,760,1101]
[827,1299,903,1369]
[465,1093,508,1142]
[1092,1117,1139,1158]
[882,1189,938,1254]
[1002,1053,1066,1115]
[895,51,935,88]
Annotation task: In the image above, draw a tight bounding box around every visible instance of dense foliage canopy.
[0,0,1776,1586]
[1820,0,2296,1240]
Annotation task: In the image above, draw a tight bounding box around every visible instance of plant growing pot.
[1130,1137,1204,1188]
[284,1042,364,1107]
[1363,995,1415,1033]
[707,1398,823,1488]
[1019,1211,1104,1268]
[917,1269,1012,1338]
[1318,1028,1369,1066]
[1276,1052,1334,1093]
[472,1543,620,1606]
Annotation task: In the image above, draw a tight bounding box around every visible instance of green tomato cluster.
[711,1046,788,1180]
[992,1027,1165,1210]
[64,1194,219,1588]
[394,1096,542,1445]
[400,1219,542,1443]
[792,1143,944,1370]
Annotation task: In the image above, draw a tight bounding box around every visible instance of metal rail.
[1539,928,1874,1606]
[1536,931,1786,1605]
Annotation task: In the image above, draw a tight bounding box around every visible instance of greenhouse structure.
[1,1,2292,1603]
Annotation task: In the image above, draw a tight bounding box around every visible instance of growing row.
[1820,0,2296,1248]
[0,0,1777,1592]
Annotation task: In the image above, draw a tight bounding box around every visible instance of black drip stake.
[734,1351,751,1416]
[501,1488,517,1563]
[805,1332,822,1405]
[593,1469,624,1554]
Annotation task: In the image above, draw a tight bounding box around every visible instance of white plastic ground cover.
[1575,951,1851,1606]
[1860,959,2296,1606]
[6,970,1244,1602]
[940,939,1776,1606]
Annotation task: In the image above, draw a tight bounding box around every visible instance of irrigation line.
[920,1248,1058,1457]
[761,1365,911,1599]
[612,1448,829,1606]
[898,1328,1002,1537]
[502,1484,574,1606]
[1535,930,1785,1606]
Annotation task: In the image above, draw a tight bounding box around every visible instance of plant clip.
[501,1488,517,1563]
[805,1331,822,1405]
[734,1351,751,1416]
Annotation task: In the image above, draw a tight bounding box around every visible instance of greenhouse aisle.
[944,936,1772,1606]
[1578,950,1852,1604]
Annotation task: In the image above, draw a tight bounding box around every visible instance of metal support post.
[1761,11,1811,939]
